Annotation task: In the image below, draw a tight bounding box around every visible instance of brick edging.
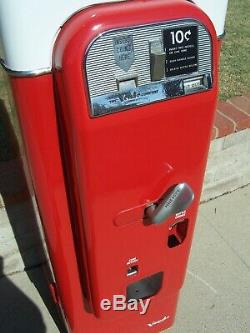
[212,93,250,140]
[0,93,250,209]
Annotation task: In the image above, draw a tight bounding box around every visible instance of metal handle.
[145,183,194,225]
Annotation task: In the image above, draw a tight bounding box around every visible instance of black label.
[163,26,198,77]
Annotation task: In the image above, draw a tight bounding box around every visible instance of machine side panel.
[10,75,85,332]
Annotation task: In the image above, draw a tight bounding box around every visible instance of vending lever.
[145,183,194,225]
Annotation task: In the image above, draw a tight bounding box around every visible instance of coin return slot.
[127,265,139,277]
[168,219,188,248]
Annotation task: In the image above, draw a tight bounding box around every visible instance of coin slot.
[117,76,138,92]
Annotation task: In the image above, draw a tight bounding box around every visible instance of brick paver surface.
[212,93,250,139]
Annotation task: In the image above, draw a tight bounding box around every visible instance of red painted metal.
[10,75,85,331]
[10,0,219,332]
[54,0,218,330]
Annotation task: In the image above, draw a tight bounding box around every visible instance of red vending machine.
[0,0,228,332]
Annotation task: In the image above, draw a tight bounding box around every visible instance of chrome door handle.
[145,183,194,225]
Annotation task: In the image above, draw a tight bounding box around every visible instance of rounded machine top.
[0,0,227,74]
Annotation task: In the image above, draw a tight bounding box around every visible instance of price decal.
[163,25,198,77]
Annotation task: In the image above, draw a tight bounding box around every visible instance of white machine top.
[0,0,228,74]
[194,0,228,37]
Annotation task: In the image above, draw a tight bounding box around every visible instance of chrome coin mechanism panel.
[85,19,212,117]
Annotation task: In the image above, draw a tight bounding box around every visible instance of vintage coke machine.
[0,0,228,332]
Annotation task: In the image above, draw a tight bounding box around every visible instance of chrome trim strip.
[0,58,51,77]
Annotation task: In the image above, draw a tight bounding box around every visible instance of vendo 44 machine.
[0,0,228,332]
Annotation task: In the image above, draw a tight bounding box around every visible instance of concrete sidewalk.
[0,184,249,333]
[168,184,250,333]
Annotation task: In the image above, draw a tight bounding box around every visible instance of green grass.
[219,0,250,100]
[0,0,249,112]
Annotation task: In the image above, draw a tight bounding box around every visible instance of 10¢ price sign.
[163,25,198,77]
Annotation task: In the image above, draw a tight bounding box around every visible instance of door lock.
[145,183,194,225]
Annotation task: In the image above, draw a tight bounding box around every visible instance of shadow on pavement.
[0,256,46,332]
[0,94,66,333]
